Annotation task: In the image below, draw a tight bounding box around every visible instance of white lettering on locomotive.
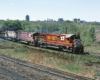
[61,36,64,40]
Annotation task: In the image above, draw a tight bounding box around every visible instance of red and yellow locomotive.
[37,33,84,54]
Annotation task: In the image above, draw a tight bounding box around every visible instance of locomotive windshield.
[71,35,80,39]
[69,35,75,43]
[69,35,80,43]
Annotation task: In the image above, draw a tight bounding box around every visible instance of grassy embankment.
[0,38,100,79]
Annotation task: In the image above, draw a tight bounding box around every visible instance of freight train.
[1,29,84,54]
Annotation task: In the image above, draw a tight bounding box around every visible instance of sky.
[0,0,100,22]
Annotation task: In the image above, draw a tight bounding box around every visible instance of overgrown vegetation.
[0,19,100,79]
[0,20,99,45]
[0,38,100,79]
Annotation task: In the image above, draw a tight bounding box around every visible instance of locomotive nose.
[75,39,82,47]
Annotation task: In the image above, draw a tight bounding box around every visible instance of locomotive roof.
[19,31,38,34]
[66,34,75,38]
[40,33,75,38]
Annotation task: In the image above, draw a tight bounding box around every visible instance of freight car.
[37,33,84,54]
[17,31,39,45]
[17,32,33,44]
[3,29,17,41]
[2,30,39,46]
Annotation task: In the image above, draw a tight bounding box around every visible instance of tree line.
[0,19,98,44]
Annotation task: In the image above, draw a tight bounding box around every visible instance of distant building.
[73,18,77,23]
[47,18,53,22]
[73,18,87,24]
[80,20,87,24]
[58,18,64,22]
[25,15,30,22]
[44,20,47,22]
[37,20,41,22]
[53,20,57,22]
[73,18,80,23]
[77,19,80,23]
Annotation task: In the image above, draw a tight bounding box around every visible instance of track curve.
[0,54,94,80]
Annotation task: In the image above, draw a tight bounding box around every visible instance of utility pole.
[65,27,67,34]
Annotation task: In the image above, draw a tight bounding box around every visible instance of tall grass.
[0,38,100,78]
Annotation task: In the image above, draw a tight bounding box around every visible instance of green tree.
[3,20,23,31]
[89,27,95,42]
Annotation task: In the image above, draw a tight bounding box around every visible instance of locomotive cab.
[32,32,40,46]
[65,34,84,54]
[71,35,84,54]
[69,35,76,43]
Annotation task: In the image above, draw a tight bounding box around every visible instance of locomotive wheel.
[59,46,62,51]
[72,48,77,54]
[18,39,21,43]
[73,47,84,54]
[39,44,43,48]
[79,47,84,54]
[43,44,47,48]
[29,42,33,45]
[74,47,80,54]
[62,47,67,52]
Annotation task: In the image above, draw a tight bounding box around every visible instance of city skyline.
[0,0,100,22]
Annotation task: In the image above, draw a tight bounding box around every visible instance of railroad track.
[0,56,52,80]
[0,73,12,80]
[0,54,94,80]
[0,67,30,80]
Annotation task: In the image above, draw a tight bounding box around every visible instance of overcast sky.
[0,0,100,21]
